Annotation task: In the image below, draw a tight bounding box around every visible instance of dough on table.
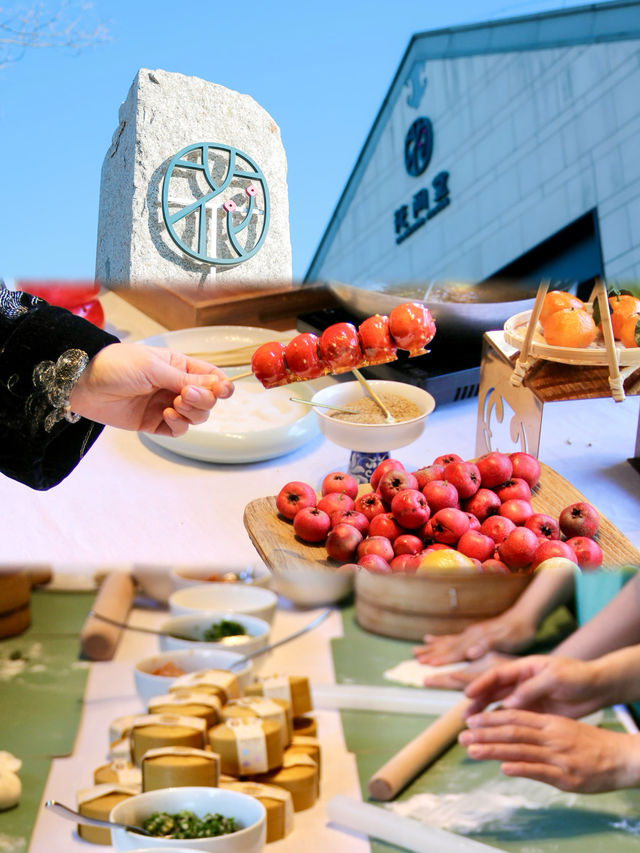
[384,658,469,687]
[0,752,22,810]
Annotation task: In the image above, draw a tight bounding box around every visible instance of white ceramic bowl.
[158,612,270,657]
[311,380,435,452]
[271,563,354,607]
[110,786,266,852]
[169,563,272,593]
[134,649,253,705]
[125,849,202,853]
[169,584,278,625]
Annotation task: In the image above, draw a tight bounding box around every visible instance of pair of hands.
[414,626,640,793]
[458,656,640,794]
[68,343,234,436]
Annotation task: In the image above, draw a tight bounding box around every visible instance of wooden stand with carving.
[506,278,640,402]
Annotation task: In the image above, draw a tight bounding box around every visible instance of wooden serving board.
[243,463,640,639]
[109,281,339,331]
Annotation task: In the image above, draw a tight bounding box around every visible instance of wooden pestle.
[368,698,471,801]
[80,571,136,661]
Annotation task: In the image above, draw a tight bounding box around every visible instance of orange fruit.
[620,312,640,348]
[415,549,478,573]
[611,303,640,339]
[543,308,597,348]
[608,298,640,339]
[609,293,640,314]
[539,291,584,327]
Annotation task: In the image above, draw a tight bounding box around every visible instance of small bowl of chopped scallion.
[158,612,270,665]
[110,786,266,852]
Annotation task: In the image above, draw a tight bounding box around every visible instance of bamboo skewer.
[187,341,291,367]
[593,277,625,401]
[289,396,360,414]
[510,280,549,387]
[230,370,254,381]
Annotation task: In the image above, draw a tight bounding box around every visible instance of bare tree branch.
[0,2,109,68]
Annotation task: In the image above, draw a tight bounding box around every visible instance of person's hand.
[459,708,640,792]
[463,655,605,718]
[419,653,513,690]
[413,611,538,667]
[68,343,234,437]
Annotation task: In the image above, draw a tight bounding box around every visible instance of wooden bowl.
[0,570,31,639]
[354,569,530,640]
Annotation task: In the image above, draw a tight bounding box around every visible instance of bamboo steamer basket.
[354,569,530,640]
[0,570,32,639]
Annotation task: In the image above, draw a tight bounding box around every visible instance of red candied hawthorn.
[251,341,289,388]
[388,302,436,354]
[284,333,326,380]
[318,322,363,373]
[358,314,397,365]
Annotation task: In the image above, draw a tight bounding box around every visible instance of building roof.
[304,1,640,282]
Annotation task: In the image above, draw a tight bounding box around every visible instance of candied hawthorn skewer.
[250,341,288,388]
[358,314,398,365]
[319,322,363,373]
[249,302,435,388]
[388,302,436,354]
[284,332,326,380]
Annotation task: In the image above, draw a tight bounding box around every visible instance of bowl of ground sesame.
[310,380,435,453]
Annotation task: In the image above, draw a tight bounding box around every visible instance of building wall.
[313,39,640,286]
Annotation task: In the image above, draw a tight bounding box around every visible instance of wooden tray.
[108,281,339,331]
[243,463,640,639]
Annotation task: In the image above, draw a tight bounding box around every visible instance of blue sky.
[1,0,581,281]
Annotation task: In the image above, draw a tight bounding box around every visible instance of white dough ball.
[0,771,21,810]
[0,751,22,774]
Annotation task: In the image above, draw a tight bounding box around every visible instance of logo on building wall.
[161,142,270,266]
[394,109,451,245]
[404,117,433,177]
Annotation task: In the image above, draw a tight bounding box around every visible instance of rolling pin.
[368,697,470,801]
[79,571,135,661]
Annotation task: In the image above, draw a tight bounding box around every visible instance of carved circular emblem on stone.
[404,117,433,177]
[161,142,270,266]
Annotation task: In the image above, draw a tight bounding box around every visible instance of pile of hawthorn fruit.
[275,451,603,574]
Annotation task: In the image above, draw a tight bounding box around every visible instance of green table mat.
[0,589,94,848]
[331,604,640,853]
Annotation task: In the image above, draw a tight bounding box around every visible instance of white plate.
[138,325,319,463]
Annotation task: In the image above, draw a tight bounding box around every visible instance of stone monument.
[95,68,292,288]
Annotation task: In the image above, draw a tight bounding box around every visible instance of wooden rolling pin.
[79,571,135,661]
[368,698,471,801]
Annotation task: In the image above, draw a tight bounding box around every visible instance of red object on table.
[17,280,105,329]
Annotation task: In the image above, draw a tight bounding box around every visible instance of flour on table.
[0,643,42,681]
[383,658,468,687]
[0,834,26,853]
[386,777,575,834]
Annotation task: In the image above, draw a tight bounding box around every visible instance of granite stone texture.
[95,68,292,288]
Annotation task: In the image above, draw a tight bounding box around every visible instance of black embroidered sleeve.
[0,288,120,490]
